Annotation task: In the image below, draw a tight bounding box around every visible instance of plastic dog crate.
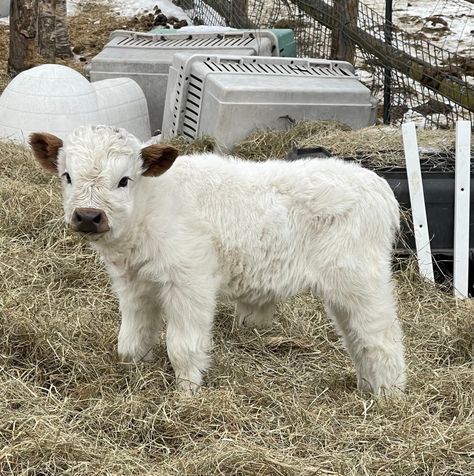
[161,54,377,151]
[149,27,297,57]
[88,29,281,132]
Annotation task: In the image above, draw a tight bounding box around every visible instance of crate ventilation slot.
[116,36,255,49]
[203,61,353,77]
[181,75,204,139]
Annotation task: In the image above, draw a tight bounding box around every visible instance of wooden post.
[201,0,254,28]
[8,0,71,76]
[331,0,359,64]
[383,0,393,124]
[231,0,250,27]
[8,0,39,76]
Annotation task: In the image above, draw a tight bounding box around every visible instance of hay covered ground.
[0,2,473,473]
[1,125,473,475]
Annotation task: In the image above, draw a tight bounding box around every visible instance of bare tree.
[8,0,72,77]
[8,0,38,76]
[38,0,72,59]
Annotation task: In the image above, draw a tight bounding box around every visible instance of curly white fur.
[43,125,406,394]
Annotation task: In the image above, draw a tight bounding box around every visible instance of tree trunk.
[331,0,359,64]
[37,0,71,59]
[54,0,72,57]
[37,0,57,60]
[8,0,72,76]
[8,0,39,76]
[231,0,249,27]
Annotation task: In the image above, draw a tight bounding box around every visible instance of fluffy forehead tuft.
[61,125,142,174]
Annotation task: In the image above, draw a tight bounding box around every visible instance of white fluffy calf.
[31,125,406,394]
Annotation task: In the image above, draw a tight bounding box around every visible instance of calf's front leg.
[161,283,216,393]
[114,278,162,363]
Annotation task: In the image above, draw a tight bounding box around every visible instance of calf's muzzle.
[71,208,110,234]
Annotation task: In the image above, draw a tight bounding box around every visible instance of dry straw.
[232,121,456,167]
[0,124,472,475]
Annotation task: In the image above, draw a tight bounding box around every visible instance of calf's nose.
[71,207,110,234]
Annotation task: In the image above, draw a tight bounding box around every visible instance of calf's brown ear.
[141,144,179,177]
[29,132,63,174]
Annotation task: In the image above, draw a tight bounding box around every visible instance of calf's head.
[30,126,179,241]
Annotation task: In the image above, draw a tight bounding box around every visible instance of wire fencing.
[176,0,474,128]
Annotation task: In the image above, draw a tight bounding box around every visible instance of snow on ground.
[68,0,191,21]
[365,0,473,59]
[2,0,191,23]
[0,0,8,24]
[179,25,235,33]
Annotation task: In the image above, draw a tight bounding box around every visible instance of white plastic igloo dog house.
[92,77,151,139]
[87,29,281,133]
[0,64,151,144]
[162,54,377,151]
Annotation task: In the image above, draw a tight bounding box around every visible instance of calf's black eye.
[63,172,71,184]
[118,176,131,188]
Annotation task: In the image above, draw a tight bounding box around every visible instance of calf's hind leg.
[235,301,276,329]
[319,270,406,395]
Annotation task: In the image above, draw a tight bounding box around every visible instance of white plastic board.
[402,122,434,282]
[453,120,471,298]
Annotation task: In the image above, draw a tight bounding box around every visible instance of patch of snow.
[365,0,474,59]
[67,0,80,15]
[403,108,435,128]
[0,0,8,23]
[70,0,191,22]
[178,25,235,34]
[0,0,9,19]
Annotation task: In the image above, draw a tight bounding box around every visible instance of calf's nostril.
[93,213,102,224]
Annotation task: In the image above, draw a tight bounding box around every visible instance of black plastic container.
[377,168,474,253]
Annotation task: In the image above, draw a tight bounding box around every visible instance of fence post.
[231,0,250,27]
[383,0,393,124]
[200,0,254,27]
[330,0,359,64]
